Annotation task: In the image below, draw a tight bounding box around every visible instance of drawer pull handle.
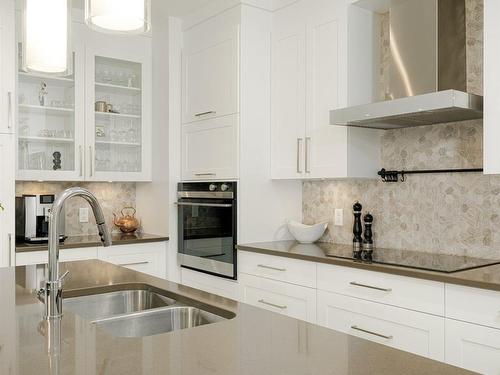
[118,261,149,267]
[194,173,216,177]
[258,299,287,310]
[351,325,393,340]
[195,111,216,117]
[257,264,287,272]
[350,281,392,292]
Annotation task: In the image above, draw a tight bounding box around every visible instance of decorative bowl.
[287,220,328,244]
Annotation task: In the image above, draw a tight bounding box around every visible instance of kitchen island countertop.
[2,260,473,375]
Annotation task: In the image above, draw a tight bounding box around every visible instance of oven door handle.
[176,202,233,208]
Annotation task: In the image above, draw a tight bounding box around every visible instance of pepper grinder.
[353,201,363,257]
[362,212,374,260]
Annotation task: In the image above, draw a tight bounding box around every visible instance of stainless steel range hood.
[330,0,483,130]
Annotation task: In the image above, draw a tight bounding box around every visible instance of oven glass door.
[178,198,236,271]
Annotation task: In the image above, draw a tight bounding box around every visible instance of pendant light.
[22,0,72,76]
[85,0,151,35]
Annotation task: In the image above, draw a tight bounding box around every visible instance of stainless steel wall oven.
[177,182,237,279]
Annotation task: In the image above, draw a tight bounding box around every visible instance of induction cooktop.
[321,244,500,273]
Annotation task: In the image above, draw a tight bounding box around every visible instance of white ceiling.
[74,0,212,17]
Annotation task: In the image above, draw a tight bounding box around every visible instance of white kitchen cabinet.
[0,134,15,267]
[85,30,152,182]
[317,290,445,361]
[271,0,381,179]
[180,267,239,300]
[0,0,15,135]
[181,114,239,180]
[15,21,152,182]
[98,242,166,279]
[181,9,239,124]
[239,273,317,323]
[445,319,500,375]
[15,246,98,266]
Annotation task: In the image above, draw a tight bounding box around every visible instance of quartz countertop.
[237,241,500,293]
[2,260,473,375]
[16,233,169,253]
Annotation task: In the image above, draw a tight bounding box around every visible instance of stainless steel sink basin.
[64,289,176,321]
[92,306,225,337]
[62,284,233,337]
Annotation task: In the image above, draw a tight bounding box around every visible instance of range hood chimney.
[330,0,483,130]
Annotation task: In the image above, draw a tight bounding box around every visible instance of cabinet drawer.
[16,247,98,266]
[181,268,239,300]
[238,251,316,288]
[317,290,445,361]
[239,273,316,323]
[317,263,444,315]
[445,319,500,374]
[446,284,500,330]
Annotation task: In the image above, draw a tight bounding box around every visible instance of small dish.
[287,220,328,244]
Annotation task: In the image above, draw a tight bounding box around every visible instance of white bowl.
[287,220,328,244]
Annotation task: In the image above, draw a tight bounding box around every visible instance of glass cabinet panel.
[91,55,146,179]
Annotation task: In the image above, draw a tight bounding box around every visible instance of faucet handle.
[58,270,70,285]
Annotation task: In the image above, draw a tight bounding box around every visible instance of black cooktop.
[321,244,500,273]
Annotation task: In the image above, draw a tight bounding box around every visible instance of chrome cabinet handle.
[258,299,287,310]
[305,137,311,173]
[195,111,216,117]
[8,233,12,266]
[351,325,393,340]
[7,92,13,129]
[119,261,149,267]
[350,281,392,292]
[79,146,83,177]
[176,202,232,208]
[194,173,216,177]
[297,138,303,173]
[257,264,286,272]
[89,146,94,177]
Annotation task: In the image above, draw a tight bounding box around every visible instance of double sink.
[62,285,233,338]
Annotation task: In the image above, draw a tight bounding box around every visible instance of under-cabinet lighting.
[22,0,72,76]
[85,0,150,35]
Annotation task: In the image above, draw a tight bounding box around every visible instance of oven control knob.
[220,183,229,192]
[209,184,217,191]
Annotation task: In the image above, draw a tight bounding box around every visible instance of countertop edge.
[236,243,500,293]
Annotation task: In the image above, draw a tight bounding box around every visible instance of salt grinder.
[362,212,374,259]
[353,201,363,257]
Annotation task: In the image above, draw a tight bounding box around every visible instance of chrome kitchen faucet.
[40,187,112,320]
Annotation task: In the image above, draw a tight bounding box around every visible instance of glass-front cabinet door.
[85,37,151,181]
[17,45,85,181]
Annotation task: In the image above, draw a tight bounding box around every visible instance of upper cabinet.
[182,18,239,124]
[0,0,15,135]
[15,20,152,182]
[181,8,240,181]
[271,0,381,180]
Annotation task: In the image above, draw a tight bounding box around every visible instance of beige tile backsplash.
[303,0,494,259]
[16,182,136,236]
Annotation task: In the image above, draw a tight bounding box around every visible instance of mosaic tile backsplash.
[16,182,136,236]
[303,0,494,259]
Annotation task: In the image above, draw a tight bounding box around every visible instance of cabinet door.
[181,114,239,181]
[445,319,500,374]
[0,0,15,135]
[182,16,239,124]
[239,273,316,323]
[305,0,349,178]
[317,290,445,361]
[16,24,86,181]
[0,134,15,267]
[271,2,307,179]
[85,30,152,182]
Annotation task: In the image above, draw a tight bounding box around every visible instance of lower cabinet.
[15,241,167,279]
[316,290,445,361]
[98,242,167,279]
[445,318,500,374]
[180,267,239,300]
[239,273,317,324]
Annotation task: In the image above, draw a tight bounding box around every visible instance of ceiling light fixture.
[85,0,151,35]
[22,0,72,76]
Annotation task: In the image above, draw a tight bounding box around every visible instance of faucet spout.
[44,187,112,320]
